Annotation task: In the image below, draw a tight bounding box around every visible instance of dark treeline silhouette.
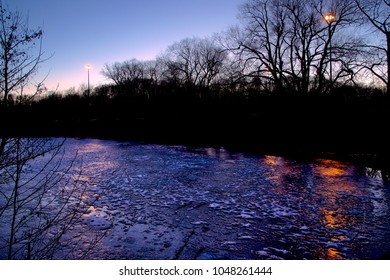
[1,0,390,167]
[3,76,390,161]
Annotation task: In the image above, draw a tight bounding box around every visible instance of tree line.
[2,0,388,106]
[0,0,389,156]
[96,0,389,98]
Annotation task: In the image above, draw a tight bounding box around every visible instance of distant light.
[85,64,91,98]
[324,13,336,24]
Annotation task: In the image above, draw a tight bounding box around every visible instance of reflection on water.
[313,160,352,257]
[316,159,348,177]
[257,154,389,259]
[71,141,390,259]
[205,147,245,161]
[4,139,389,260]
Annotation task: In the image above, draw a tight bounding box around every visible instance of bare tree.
[162,37,227,90]
[1,1,46,179]
[355,0,390,94]
[102,59,166,85]
[101,60,143,87]
[313,0,361,91]
[227,0,360,94]
[143,59,166,85]
[0,4,102,260]
[0,1,47,105]
[0,138,103,259]
[102,59,165,99]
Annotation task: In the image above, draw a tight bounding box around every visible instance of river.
[2,138,390,259]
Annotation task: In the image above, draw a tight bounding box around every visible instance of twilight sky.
[8,0,244,92]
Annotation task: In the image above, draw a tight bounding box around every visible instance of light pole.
[324,13,335,85]
[85,64,92,98]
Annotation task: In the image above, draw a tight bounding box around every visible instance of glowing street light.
[324,13,335,24]
[85,64,92,97]
[324,13,335,85]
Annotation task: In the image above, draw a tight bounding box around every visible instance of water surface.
[56,138,390,260]
[3,138,389,259]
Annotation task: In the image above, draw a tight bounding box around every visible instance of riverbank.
[3,116,390,174]
[2,93,390,172]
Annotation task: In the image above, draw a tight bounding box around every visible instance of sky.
[7,0,244,92]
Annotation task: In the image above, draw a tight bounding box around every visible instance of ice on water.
[2,138,389,260]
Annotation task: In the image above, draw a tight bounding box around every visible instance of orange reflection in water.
[314,159,359,198]
[326,247,343,260]
[262,155,307,196]
[264,155,278,166]
[326,234,350,260]
[323,210,339,229]
[263,156,366,259]
[315,159,349,177]
[262,155,288,195]
[313,159,361,259]
[77,141,108,155]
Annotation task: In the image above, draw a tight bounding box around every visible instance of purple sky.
[8,0,243,92]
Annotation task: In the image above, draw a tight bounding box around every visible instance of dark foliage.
[2,82,389,166]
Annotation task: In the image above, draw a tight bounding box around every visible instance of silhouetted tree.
[102,59,165,99]
[143,59,166,85]
[0,138,103,259]
[101,60,143,87]
[0,1,47,106]
[227,0,360,95]
[162,37,227,96]
[0,4,102,260]
[355,0,390,94]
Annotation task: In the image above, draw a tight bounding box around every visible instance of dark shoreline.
[3,117,390,176]
[2,92,390,173]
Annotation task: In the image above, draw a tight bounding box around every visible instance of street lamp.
[324,13,335,23]
[85,64,92,97]
[324,13,335,85]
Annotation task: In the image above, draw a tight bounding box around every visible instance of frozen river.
[2,138,390,259]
